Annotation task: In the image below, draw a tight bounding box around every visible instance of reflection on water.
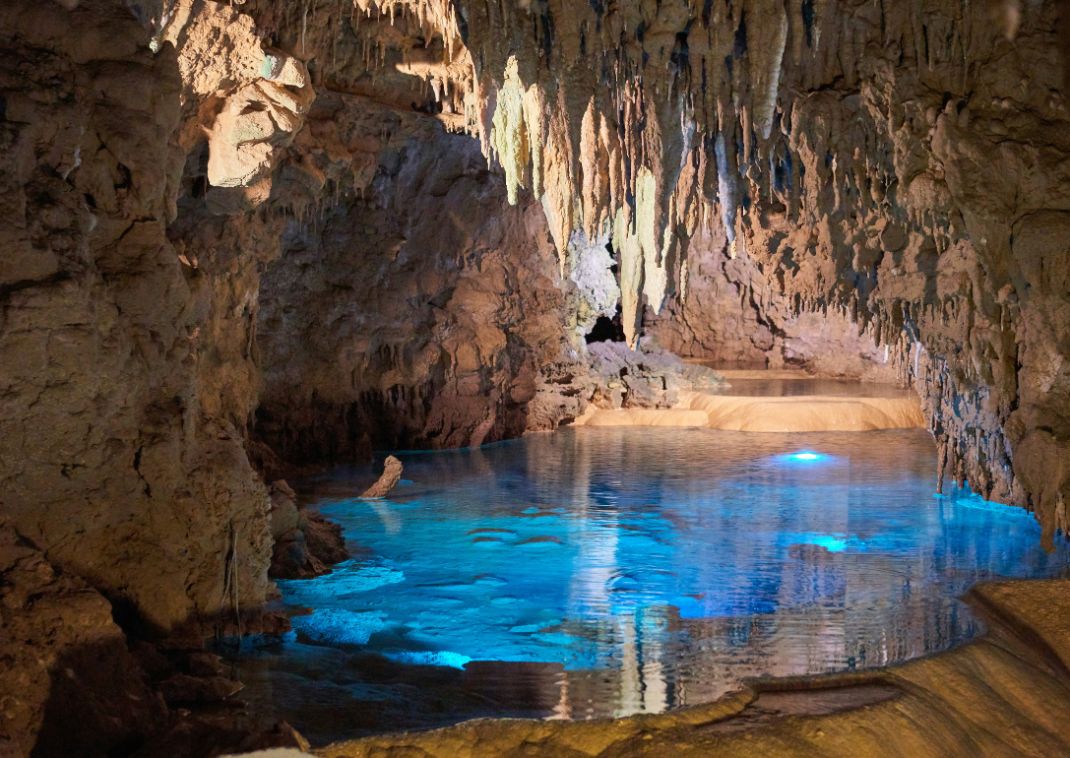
[712,377,914,398]
[231,428,1069,742]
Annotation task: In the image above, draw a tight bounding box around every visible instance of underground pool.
[229,427,1070,743]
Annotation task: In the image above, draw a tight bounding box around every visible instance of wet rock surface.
[585,341,724,410]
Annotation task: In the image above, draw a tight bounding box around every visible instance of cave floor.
[317,577,1070,757]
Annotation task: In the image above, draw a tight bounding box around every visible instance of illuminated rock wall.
[0,0,276,632]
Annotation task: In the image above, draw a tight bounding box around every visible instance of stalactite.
[118,0,1070,557]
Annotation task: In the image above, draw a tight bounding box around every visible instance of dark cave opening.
[585,305,627,344]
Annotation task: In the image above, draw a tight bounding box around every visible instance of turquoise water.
[233,428,1068,740]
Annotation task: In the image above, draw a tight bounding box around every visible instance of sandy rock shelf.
[573,391,926,433]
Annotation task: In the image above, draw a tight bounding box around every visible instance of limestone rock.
[158,673,244,706]
[269,479,347,580]
[361,456,404,499]
[253,110,580,459]
[2,2,1070,751]
[0,523,167,756]
[587,341,723,410]
[0,0,272,632]
[319,0,1070,539]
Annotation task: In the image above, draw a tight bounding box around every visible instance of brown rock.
[269,479,347,579]
[3,0,1070,750]
[158,673,244,706]
[0,0,273,632]
[0,523,167,756]
[360,456,404,499]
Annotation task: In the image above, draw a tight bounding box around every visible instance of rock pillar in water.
[361,456,404,499]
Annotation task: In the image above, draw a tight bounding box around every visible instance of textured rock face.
[0,0,274,632]
[0,523,166,755]
[645,226,900,382]
[269,480,347,579]
[254,111,577,458]
[361,456,404,499]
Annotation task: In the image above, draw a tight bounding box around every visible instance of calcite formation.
[252,109,577,458]
[383,0,1070,545]
[268,479,347,579]
[1,0,1069,751]
[576,391,927,432]
[0,0,273,635]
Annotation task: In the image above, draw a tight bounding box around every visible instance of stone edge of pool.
[303,577,1070,758]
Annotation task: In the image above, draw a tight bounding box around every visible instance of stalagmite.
[360,455,405,498]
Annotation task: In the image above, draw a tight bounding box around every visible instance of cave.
[585,310,625,344]
[2,0,1070,756]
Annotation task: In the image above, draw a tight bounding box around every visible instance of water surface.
[712,376,914,398]
[232,427,1068,742]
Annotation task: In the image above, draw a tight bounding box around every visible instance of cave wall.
[0,1,300,748]
[0,0,599,646]
[0,0,587,646]
[644,222,900,381]
[254,107,579,460]
[0,0,277,633]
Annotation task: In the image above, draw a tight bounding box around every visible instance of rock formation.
[233,0,1070,542]
[1,0,1069,752]
[360,456,403,499]
[0,0,275,636]
[268,480,347,579]
[252,112,578,458]
[0,521,166,755]
[577,391,926,432]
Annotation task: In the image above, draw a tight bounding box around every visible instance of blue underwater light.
[781,451,828,463]
[807,534,848,552]
[233,426,1070,744]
